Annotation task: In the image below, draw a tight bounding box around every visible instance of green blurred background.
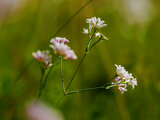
[0,0,160,119]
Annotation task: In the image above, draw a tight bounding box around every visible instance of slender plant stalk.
[41,66,53,90]
[86,29,96,53]
[66,29,96,91]
[67,75,118,95]
[60,57,65,93]
[104,75,117,86]
[66,86,105,95]
[89,38,102,50]
[37,61,60,99]
[66,53,86,91]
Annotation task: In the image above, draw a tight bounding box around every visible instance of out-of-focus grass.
[0,0,160,120]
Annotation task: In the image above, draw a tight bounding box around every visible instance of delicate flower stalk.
[60,56,65,94]
[37,61,60,99]
[50,37,77,60]
[66,17,108,92]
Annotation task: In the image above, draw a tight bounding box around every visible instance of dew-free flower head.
[86,17,107,30]
[112,64,137,93]
[50,37,77,60]
[32,50,52,68]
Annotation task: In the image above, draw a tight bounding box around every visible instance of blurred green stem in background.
[38,68,46,99]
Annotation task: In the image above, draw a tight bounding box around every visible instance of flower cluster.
[32,50,52,68]
[112,64,137,94]
[86,17,107,30]
[50,37,77,60]
[83,17,108,40]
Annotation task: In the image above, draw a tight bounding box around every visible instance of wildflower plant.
[32,17,137,104]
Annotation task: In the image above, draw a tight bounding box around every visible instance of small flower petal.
[95,32,101,37]
[83,28,89,34]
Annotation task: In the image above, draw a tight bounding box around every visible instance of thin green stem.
[86,29,96,53]
[89,37,102,50]
[66,29,97,91]
[41,66,53,89]
[37,61,60,99]
[105,84,117,89]
[66,86,105,95]
[60,57,65,93]
[66,53,87,91]
[104,75,117,86]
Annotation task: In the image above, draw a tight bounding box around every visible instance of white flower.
[32,50,52,68]
[113,64,137,93]
[95,32,101,37]
[50,37,77,60]
[115,64,127,78]
[129,78,137,89]
[83,28,89,34]
[86,17,107,29]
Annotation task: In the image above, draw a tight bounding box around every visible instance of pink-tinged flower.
[118,84,127,94]
[32,50,52,68]
[26,101,64,120]
[50,37,77,60]
[112,64,137,93]
[50,37,69,44]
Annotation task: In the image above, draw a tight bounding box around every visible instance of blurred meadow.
[0,0,160,119]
